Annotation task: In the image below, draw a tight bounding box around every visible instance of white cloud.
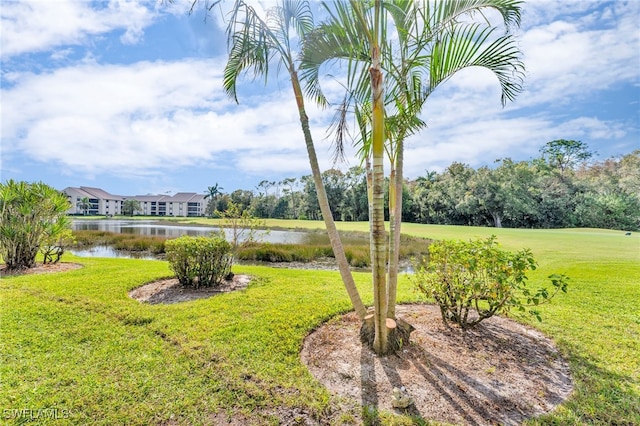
[1,57,339,179]
[1,0,637,193]
[1,0,158,59]
[435,1,639,110]
[238,152,313,175]
[555,117,627,140]
[519,1,639,105]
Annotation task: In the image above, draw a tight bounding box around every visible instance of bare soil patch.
[128,275,251,304]
[0,262,82,277]
[302,304,573,425]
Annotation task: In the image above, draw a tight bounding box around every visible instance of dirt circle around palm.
[128,275,251,304]
[301,304,573,425]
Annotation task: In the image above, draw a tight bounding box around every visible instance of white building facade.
[62,187,206,217]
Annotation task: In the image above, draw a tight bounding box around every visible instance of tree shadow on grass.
[534,346,640,425]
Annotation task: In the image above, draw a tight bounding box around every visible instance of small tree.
[122,199,141,216]
[216,201,267,252]
[0,180,72,270]
[40,227,76,264]
[412,236,568,329]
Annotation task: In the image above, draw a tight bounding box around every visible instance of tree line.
[207,143,639,232]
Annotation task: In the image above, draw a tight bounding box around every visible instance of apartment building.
[135,192,206,217]
[62,187,206,217]
[63,186,123,216]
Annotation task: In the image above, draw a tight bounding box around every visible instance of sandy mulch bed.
[128,275,251,304]
[0,262,83,277]
[302,304,573,425]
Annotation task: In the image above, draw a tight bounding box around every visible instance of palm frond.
[429,23,524,105]
[299,1,371,108]
[225,0,313,103]
[224,1,274,102]
[326,93,353,165]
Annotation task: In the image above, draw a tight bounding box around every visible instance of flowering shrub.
[412,236,568,329]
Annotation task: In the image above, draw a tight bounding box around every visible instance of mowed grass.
[1,222,639,425]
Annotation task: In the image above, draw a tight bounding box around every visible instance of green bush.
[165,234,233,288]
[0,180,71,270]
[411,236,568,329]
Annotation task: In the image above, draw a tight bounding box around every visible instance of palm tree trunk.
[386,138,403,319]
[290,69,366,319]
[370,36,389,354]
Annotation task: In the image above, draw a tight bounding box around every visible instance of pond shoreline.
[69,219,428,272]
[68,245,415,273]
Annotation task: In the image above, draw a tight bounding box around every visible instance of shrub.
[344,247,370,268]
[411,236,568,329]
[0,180,71,270]
[165,234,233,288]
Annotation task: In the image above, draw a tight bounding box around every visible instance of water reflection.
[71,219,309,244]
[71,245,158,260]
[67,220,417,272]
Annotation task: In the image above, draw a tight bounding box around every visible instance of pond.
[70,245,159,260]
[69,219,369,260]
[71,219,309,244]
[68,219,417,273]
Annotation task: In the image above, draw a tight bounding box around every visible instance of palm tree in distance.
[77,196,91,216]
[204,183,224,217]
[204,183,223,201]
[222,0,367,317]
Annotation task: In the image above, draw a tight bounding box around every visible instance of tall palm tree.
[77,196,91,216]
[204,183,223,201]
[204,183,224,217]
[223,0,367,318]
[301,0,525,354]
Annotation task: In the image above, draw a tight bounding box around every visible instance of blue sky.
[1,0,638,197]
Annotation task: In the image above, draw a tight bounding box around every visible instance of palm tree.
[204,183,223,200]
[223,0,366,317]
[77,196,91,216]
[122,199,141,217]
[301,0,525,354]
[204,183,223,217]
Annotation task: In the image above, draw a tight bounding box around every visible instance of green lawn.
[1,222,638,425]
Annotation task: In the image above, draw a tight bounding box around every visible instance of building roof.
[63,187,206,203]
[79,186,124,200]
[132,195,169,202]
[170,192,205,202]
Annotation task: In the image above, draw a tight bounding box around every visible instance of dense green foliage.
[0,180,72,270]
[122,199,142,216]
[165,234,233,287]
[1,224,638,424]
[412,236,569,328]
[207,149,639,231]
